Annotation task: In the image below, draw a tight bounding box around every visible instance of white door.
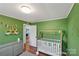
[29,25,37,47]
[23,24,30,44]
[23,24,37,47]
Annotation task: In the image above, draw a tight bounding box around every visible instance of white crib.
[37,39,62,56]
[36,30,62,56]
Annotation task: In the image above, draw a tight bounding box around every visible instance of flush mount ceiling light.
[19,5,33,14]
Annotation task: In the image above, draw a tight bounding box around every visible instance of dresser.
[0,40,23,56]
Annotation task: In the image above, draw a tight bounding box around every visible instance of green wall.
[68,4,79,56]
[0,3,79,56]
[35,3,79,55]
[0,15,26,45]
[35,19,68,52]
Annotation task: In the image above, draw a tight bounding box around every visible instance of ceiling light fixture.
[20,5,32,14]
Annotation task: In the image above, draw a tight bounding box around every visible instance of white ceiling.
[0,3,74,23]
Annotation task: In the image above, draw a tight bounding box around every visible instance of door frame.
[23,24,37,51]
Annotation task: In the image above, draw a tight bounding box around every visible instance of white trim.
[31,17,67,23]
[66,3,74,17]
[23,24,26,44]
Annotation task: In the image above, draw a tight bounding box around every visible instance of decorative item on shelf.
[5,24,18,35]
